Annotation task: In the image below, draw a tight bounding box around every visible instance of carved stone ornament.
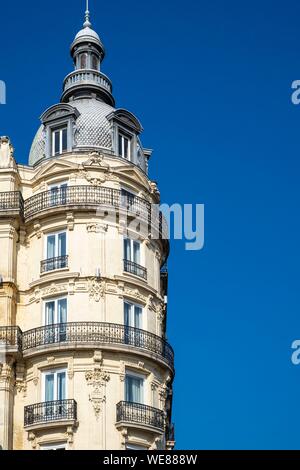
[0,136,16,168]
[85,368,110,419]
[88,278,105,302]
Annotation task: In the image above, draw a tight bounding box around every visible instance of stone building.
[0,4,174,450]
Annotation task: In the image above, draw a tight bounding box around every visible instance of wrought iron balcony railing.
[116,401,165,431]
[40,255,69,273]
[23,186,168,241]
[0,191,24,216]
[24,399,77,427]
[0,326,22,353]
[123,259,147,280]
[22,322,174,370]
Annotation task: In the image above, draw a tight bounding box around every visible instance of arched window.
[91,54,99,70]
[80,53,88,69]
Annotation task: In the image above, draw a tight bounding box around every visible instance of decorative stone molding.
[41,283,68,297]
[66,211,75,231]
[33,221,42,239]
[15,363,27,397]
[28,431,37,449]
[0,136,16,168]
[85,367,110,419]
[86,223,108,233]
[88,278,105,302]
[124,288,147,305]
[83,152,108,168]
[120,427,128,449]
[149,181,160,200]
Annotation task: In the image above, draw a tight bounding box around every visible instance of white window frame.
[44,296,67,325]
[125,371,145,404]
[44,230,68,259]
[52,126,68,157]
[118,132,131,160]
[42,368,67,402]
[124,300,143,330]
[124,238,142,264]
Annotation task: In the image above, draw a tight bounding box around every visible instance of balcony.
[40,255,69,274]
[124,259,147,280]
[22,322,174,371]
[23,186,167,243]
[0,191,24,218]
[116,401,165,432]
[0,326,22,354]
[62,69,114,104]
[24,399,77,429]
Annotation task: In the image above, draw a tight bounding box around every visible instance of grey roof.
[29,98,115,166]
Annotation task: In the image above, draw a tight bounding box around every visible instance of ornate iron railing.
[22,322,174,369]
[0,191,24,215]
[116,401,165,431]
[40,255,69,273]
[123,259,147,280]
[0,326,22,352]
[23,186,168,241]
[24,399,77,427]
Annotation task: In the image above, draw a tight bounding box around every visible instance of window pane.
[133,242,140,264]
[45,374,54,401]
[126,376,143,403]
[118,134,123,156]
[80,53,87,68]
[58,299,67,323]
[58,232,66,257]
[62,128,68,152]
[57,372,66,400]
[47,235,56,259]
[124,239,131,260]
[45,301,55,325]
[54,131,60,155]
[134,306,142,329]
[124,302,130,326]
[124,137,129,159]
[91,54,98,70]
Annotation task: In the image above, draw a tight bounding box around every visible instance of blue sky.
[1,0,300,450]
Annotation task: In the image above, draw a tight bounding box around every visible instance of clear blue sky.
[1,0,300,450]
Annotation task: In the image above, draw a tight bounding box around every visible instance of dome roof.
[29,98,115,166]
[74,26,100,42]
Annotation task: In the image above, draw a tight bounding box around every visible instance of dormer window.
[118,133,131,160]
[52,127,68,157]
[41,103,80,160]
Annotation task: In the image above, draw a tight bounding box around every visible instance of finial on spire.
[83,0,91,28]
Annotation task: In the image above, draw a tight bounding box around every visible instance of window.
[80,53,88,69]
[43,369,67,402]
[126,444,148,450]
[124,238,140,264]
[91,54,99,70]
[45,298,67,325]
[118,133,131,159]
[124,301,142,329]
[121,188,135,210]
[49,181,68,206]
[43,231,67,272]
[44,297,67,343]
[52,127,68,156]
[125,374,144,404]
[46,231,67,260]
[40,443,67,450]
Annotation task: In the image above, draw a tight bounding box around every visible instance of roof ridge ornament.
[83,0,92,28]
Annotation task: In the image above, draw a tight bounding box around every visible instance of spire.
[83,0,91,28]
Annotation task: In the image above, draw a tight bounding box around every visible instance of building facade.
[0,6,174,450]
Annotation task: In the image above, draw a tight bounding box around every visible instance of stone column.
[0,360,15,450]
